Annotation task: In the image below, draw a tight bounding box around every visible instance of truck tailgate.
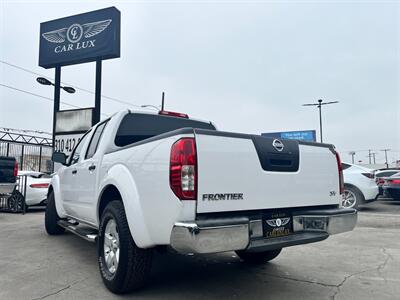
[195,130,340,214]
[0,157,16,184]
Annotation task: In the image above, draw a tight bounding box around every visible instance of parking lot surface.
[0,199,399,300]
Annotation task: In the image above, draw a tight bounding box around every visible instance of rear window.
[115,113,216,147]
[376,171,398,178]
[342,163,352,170]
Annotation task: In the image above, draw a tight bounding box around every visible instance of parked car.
[374,169,400,196]
[46,110,357,294]
[18,171,51,207]
[342,162,379,209]
[382,172,400,200]
[0,156,17,195]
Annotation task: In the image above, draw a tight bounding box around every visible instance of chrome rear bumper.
[0,183,16,195]
[170,208,357,254]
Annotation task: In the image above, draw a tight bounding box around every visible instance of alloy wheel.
[342,190,357,209]
[103,218,120,275]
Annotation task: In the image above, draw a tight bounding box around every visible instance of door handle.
[72,169,77,174]
[88,165,96,171]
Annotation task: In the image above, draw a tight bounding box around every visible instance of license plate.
[263,212,293,238]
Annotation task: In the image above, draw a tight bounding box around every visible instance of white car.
[18,171,51,207]
[342,163,379,209]
[46,110,357,294]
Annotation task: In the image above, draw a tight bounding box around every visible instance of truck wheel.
[45,191,65,235]
[235,248,282,264]
[7,191,24,212]
[342,186,363,209]
[98,201,153,294]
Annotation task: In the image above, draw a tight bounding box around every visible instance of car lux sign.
[39,7,120,68]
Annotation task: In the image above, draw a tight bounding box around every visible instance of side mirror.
[52,152,67,165]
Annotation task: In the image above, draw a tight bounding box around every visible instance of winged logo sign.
[266,217,291,228]
[42,20,112,44]
[39,7,120,68]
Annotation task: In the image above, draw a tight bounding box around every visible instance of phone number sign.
[54,133,84,156]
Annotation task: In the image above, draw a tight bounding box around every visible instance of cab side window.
[69,133,90,165]
[86,121,108,159]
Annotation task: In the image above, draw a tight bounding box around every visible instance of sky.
[0,0,399,164]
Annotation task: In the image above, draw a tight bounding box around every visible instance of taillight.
[170,138,197,200]
[362,173,374,179]
[377,178,385,185]
[30,183,49,188]
[389,179,400,185]
[13,161,18,177]
[335,151,344,194]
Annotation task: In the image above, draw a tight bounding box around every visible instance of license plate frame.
[262,212,293,238]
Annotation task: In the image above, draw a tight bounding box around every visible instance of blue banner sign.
[39,7,120,68]
[262,130,316,142]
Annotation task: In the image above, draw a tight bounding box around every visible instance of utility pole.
[349,151,356,164]
[381,149,390,168]
[368,149,372,164]
[302,99,339,143]
[371,152,377,164]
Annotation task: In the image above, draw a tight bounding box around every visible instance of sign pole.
[94,60,102,125]
[53,67,61,144]
[52,66,61,171]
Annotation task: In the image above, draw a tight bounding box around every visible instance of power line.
[0,83,109,117]
[0,83,80,108]
[0,60,151,110]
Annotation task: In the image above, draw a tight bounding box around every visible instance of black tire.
[343,185,363,209]
[45,191,65,235]
[98,201,153,294]
[7,191,24,212]
[235,248,282,264]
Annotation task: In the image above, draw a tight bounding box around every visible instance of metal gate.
[0,129,53,173]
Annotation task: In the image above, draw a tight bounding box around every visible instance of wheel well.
[344,183,365,201]
[98,185,122,220]
[47,185,54,197]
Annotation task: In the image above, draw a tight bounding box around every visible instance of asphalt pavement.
[0,199,399,300]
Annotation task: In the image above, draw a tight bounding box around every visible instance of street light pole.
[36,77,76,94]
[36,74,76,171]
[302,99,339,143]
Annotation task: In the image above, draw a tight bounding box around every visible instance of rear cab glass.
[115,113,216,147]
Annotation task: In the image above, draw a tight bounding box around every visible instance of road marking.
[359,213,400,218]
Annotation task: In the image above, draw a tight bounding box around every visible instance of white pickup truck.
[46,109,357,294]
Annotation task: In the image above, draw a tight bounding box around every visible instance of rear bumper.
[170,208,357,254]
[0,183,16,195]
[384,187,400,200]
[362,185,379,202]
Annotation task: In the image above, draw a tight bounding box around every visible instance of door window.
[86,121,108,159]
[69,132,90,165]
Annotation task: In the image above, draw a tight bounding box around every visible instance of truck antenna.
[161,91,165,111]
